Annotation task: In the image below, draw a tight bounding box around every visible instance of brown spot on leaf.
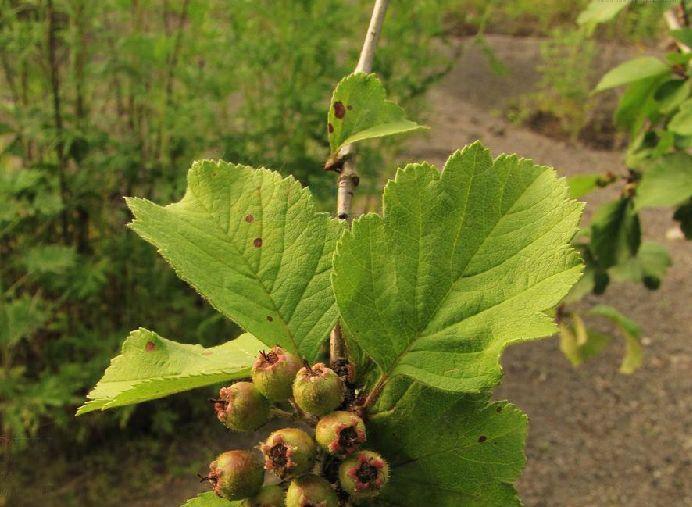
[478,435,487,443]
[254,238,263,248]
[266,315,273,322]
[347,105,353,110]
[328,122,334,133]
[145,341,156,352]
[333,101,346,119]
[496,406,503,413]
[245,214,254,223]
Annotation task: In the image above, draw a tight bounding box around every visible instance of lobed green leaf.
[77,329,263,415]
[332,142,583,393]
[369,380,527,506]
[127,161,343,359]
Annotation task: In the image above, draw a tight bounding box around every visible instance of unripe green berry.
[206,450,264,501]
[241,484,285,507]
[260,427,316,479]
[285,475,339,507]
[252,347,302,401]
[214,381,270,431]
[316,411,366,455]
[339,450,389,501]
[292,363,344,416]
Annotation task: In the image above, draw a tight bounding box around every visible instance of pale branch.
[665,6,690,53]
[330,0,390,366]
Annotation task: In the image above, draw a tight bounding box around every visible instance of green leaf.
[0,296,48,347]
[127,161,342,359]
[590,198,641,269]
[369,381,526,506]
[589,304,643,374]
[181,492,240,507]
[332,142,583,393]
[635,153,692,210]
[579,329,613,362]
[577,0,630,30]
[567,173,600,198]
[77,329,263,415]
[559,320,613,367]
[328,73,427,153]
[21,245,76,275]
[673,200,692,239]
[668,99,692,136]
[614,76,665,135]
[671,28,692,48]
[595,57,670,92]
[610,241,671,289]
[654,79,690,115]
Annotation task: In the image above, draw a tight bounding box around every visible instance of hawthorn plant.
[555,1,691,372]
[78,5,584,506]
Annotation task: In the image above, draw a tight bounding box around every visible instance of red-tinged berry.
[260,427,316,479]
[285,475,339,507]
[339,450,389,500]
[214,381,270,431]
[204,450,264,501]
[242,484,285,507]
[252,346,302,402]
[292,363,344,416]
[315,411,366,455]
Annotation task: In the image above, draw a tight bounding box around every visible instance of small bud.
[285,475,339,507]
[339,450,389,500]
[315,411,366,455]
[292,363,344,416]
[260,427,316,479]
[214,381,270,431]
[242,484,285,507]
[205,450,264,501]
[252,346,302,401]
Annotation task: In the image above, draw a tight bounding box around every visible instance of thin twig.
[361,374,389,414]
[329,0,390,368]
[665,6,690,53]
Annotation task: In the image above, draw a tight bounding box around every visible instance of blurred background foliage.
[0,0,460,460]
[0,0,686,504]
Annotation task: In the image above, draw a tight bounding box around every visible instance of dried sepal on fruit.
[285,474,339,507]
[214,381,270,431]
[339,450,389,501]
[241,483,286,507]
[260,427,316,479]
[315,411,366,455]
[252,346,302,402]
[204,450,264,501]
[292,362,345,416]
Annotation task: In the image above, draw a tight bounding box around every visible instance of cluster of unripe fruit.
[201,346,389,506]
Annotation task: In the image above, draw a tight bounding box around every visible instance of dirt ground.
[402,35,691,507]
[13,36,689,507]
